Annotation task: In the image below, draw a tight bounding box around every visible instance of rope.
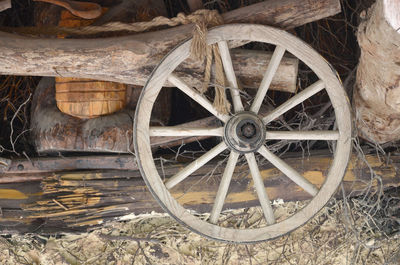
[201,44,231,114]
[212,44,231,114]
[1,9,231,113]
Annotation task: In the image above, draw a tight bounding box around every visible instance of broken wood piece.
[0,0,340,92]
[353,0,400,143]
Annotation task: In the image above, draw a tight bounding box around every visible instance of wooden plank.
[0,152,398,233]
[0,0,339,92]
[1,155,137,174]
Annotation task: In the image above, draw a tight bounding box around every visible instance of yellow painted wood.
[0,189,28,199]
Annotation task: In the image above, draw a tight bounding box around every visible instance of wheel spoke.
[258,146,319,196]
[217,41,244,113]
[168,74,230,123]
[165,142,227,189]
[263,80,325,124]
[245,153,275,225]
[250,46,286,113]
[265,130,339,141]
[209,151,239,224]
[150,126,223,137]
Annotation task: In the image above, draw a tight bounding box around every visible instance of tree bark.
[0,0,340,93]
[353,0,400,143]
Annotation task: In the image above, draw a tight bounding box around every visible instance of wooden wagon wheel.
[134,24,352,243]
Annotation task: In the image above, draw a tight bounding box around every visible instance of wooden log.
[353,0,400,143]
[177,49,299,93]
[0,152,399,233]
[0,0,340,93]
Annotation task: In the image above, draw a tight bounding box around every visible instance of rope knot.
[187,9,223,61]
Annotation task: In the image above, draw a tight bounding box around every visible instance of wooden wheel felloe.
[134,24,352,243]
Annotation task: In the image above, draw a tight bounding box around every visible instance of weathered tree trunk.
[0,0,340,92]
[353,0,400,143]
[0,152,399,234]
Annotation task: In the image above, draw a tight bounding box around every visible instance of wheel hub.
[224,112,266,153]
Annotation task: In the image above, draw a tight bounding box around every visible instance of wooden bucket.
[55,77,127,119]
